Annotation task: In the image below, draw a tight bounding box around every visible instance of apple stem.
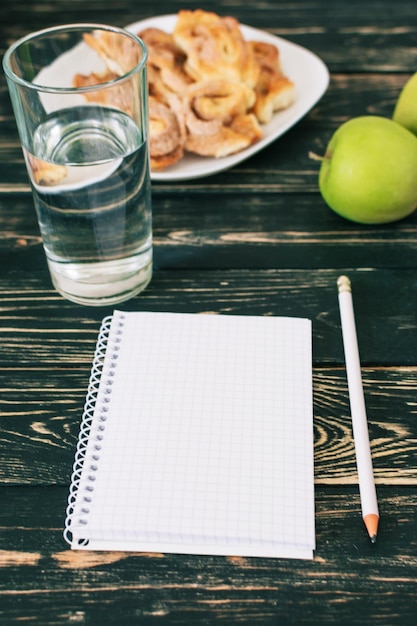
[308,151,325,162]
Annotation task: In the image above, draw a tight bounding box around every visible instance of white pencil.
[337,275,379,543]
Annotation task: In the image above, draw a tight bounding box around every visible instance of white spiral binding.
[63,313,125,546]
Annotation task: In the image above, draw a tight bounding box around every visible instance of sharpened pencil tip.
[364,514,379,543]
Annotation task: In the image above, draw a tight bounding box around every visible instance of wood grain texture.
[1,366,416,486]
[0,269,415,363]
[1,1,417,624]
[1,192,417,272]
[1,487,417,625]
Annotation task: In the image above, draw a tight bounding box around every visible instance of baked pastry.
[27,155,67,186]
[72,70,134,115]
[186,79,256,124]
[184,122,252,158]
[138,27,192,95]
[148,96,185,169]
[253,69,295,124]
[182,80,262,157]
[82,30,140,75]
[73,11,296,170]
[229,113,263,144]
[249,40,295,123]
[173,9,259,89]
[250,40,282,72]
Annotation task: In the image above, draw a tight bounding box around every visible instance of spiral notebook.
[64,310,315,559]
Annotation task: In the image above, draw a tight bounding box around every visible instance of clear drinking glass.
[3,24,152,306]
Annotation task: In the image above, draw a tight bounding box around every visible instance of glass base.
[47,251,152,307]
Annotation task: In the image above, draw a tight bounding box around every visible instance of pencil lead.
[363,513,379,542]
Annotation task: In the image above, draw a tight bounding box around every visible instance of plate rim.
[125,14,330,182]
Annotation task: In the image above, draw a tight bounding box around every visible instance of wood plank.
[2,1,417,73]
[1,366,416,486]
[0,486,416,624]
[0,268,416,363]
[1,191,417,270]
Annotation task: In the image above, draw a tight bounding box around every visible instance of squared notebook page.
[67,311,315,559]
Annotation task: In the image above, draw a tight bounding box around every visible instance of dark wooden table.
[1,1,417,624]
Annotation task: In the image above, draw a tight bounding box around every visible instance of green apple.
[393,72,417,135]
[318,115,417,224]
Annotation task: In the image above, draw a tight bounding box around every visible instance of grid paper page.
[70,310,315,559]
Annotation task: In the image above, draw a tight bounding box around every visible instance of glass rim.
[2,22,148,94]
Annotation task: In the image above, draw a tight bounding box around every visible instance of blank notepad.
[64,310,315,559]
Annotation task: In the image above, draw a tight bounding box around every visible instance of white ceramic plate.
[126,14,330,182]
